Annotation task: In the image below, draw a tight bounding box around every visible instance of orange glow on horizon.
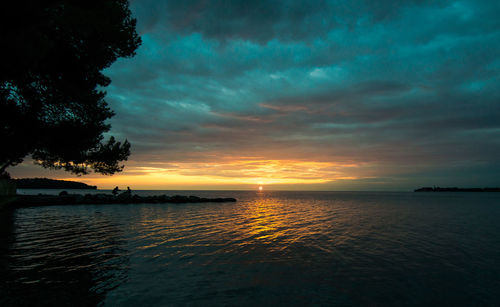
[60,158,365,190]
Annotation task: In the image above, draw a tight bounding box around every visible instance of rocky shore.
[9,192,237,208]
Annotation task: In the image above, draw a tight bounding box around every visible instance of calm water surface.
[1,191,500,306]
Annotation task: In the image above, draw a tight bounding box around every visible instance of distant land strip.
[15,178,97,189]
[414,187,500,192]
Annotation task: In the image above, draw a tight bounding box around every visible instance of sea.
[1,190,500,306]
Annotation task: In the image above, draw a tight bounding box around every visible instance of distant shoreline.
[414,187,500,192]
[14,178,97,190]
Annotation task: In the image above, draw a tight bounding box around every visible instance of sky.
[11,0,500,191]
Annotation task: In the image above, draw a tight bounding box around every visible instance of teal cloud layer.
[97,0,500,188]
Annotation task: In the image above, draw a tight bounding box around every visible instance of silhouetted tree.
[0,0,141,176]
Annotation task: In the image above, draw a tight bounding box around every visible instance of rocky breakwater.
[11,191,237,208]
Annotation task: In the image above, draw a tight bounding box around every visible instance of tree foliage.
[0,0,141,176]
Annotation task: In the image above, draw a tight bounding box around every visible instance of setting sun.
[259,186,263,191]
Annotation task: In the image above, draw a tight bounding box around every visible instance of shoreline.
[414,187,500,192]
[7,193,237,208]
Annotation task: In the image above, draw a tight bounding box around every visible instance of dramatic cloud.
[11,0,500,190]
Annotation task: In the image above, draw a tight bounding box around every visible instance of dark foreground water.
[1,191,500,306]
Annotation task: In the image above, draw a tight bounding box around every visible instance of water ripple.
[1,191,500,306]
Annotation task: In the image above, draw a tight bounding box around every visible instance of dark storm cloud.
[131,0,448,43]
[132,0,332,43]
